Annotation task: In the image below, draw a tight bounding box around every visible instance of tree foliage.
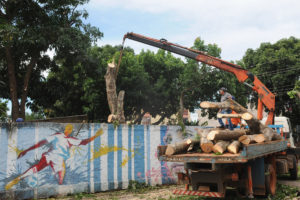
[186,37,249,120]
[243,37,300,126]
[0,0,102,120]
[0,99,8,122]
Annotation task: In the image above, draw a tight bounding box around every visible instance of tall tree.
[185,37,248,120]
[0,0,102,121]
[243,37,300,126]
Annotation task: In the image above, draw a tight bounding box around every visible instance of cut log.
[217,113,243,119]
[253,134,265,143]
[186,139,200,152]
[238,135,255,145]
[227,141,240,154]
[212,141,230,154]
[238,134,266,145]
[200,137,214,153]
[201,99,282,142]
[241,112,253,120]
[207,129,246,141]
[165,140,191,155]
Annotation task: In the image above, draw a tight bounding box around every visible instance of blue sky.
[82,0,300,61]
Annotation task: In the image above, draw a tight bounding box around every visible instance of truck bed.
[158,140,288,164]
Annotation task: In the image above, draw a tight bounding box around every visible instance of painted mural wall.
[0,122,199,199]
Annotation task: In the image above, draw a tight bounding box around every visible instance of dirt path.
[58,185,181,200]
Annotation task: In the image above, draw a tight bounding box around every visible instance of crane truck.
[121,32,299,198]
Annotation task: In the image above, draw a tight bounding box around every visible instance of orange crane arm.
[123,32,275,125]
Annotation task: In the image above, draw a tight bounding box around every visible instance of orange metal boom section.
[123,32,275,125]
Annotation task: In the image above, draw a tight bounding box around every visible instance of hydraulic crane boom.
[122,32,275,125]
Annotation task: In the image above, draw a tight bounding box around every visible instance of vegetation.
[0,99,8,122]
[0,0,102,121]
[243,37,300,126]
[59,183,299,200]
[1,2,299,125]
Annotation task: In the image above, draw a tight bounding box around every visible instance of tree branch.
[153,114,166,125]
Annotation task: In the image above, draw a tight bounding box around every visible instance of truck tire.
[289,155,298,180]
[265,164,276,196]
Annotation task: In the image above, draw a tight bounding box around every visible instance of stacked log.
[163,99,283,156]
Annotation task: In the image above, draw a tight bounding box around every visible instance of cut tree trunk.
[186,139,200,152]
[227,141,240,154]
[207,129,247,141]
[116,90,125,123]
[165,140,191,155]
[200,99,281,141]
[238,134,266,145]
[217,113,243,119]
[195,128,214,153]
[212,141,230,154]
[200,137,214,153]
[105,61,125,123]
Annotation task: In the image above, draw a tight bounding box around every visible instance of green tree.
[243,37,300,126]
[185,37,248,120]
[133,49,186,124]
[0,0,102,121]
[0,99,8,122]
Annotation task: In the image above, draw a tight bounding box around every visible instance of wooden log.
[241,112,253,120]
[213,141,230,154]
[165,140,191,155]
[238,135,255,145]
[186,139,200,152]
[253,134,265,143]
[217,113,243,119]
[195,128,215,153]
[200,137,214,153]
[207,129,246,141]
[201,99,282,141]
[227,141,240,154]
[238,134,265,145]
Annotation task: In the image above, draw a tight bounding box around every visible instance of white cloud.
[87,0,300,60]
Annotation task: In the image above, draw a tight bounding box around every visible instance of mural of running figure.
[5,124,103,190]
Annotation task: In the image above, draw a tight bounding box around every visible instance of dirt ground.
[57,185,180,200]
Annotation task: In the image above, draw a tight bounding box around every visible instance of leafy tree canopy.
[243,36,300,126]
[0,0,102,120]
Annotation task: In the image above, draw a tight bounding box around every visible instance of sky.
[82,0,300,62]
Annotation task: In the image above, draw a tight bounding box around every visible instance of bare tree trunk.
[105,61,125,123]
[20,56,37,119]
[105,62,118,115]
[116,90,125,123]
[5,46,20,121]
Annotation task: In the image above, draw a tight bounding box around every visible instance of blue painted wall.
[0,122,197,199]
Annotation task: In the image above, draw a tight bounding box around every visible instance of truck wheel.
[290,155,298,180]
[265,164,276,196]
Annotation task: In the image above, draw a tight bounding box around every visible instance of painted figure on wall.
[5,124,103,190]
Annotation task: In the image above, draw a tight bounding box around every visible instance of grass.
[52,181,300,200]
